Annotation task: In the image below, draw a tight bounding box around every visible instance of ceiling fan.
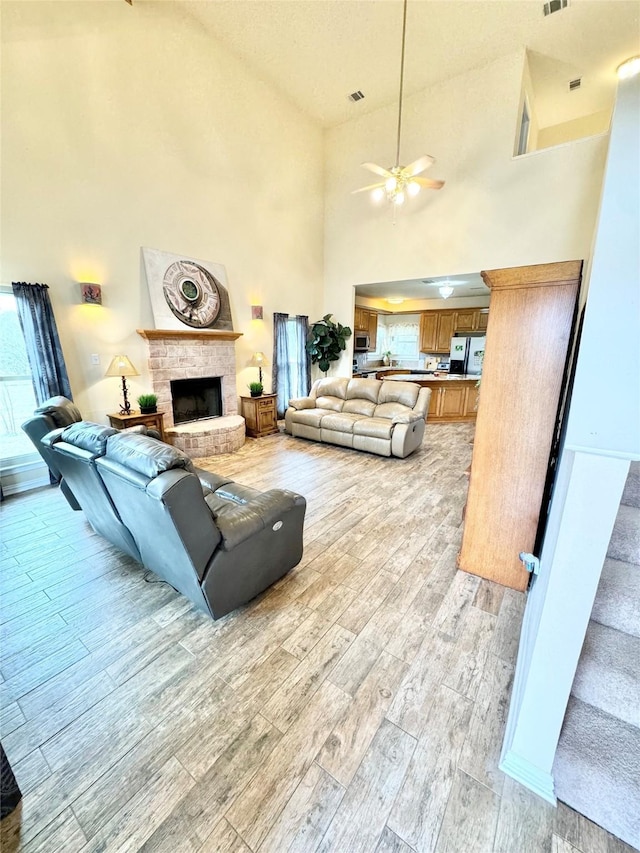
[353,0,444,206]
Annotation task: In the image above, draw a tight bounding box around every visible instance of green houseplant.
[137,393,158,414]
[248,381,263,398]
[306,314,352,374]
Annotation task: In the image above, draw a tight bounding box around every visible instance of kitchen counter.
[384,373,478,382]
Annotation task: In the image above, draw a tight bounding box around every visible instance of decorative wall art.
[142,247,234,331]
[80,283,102,305]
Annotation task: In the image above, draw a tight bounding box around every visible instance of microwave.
[354,333,370,351]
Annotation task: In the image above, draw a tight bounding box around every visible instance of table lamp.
[105,355,139,415]
[249,351,268,385]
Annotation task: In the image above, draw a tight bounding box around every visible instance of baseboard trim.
[3,473,50,497]
[499,751,557,805]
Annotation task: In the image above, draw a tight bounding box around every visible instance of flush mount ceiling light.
[352,0,445,208]
[617,56,640,79]
[387,297,405,304]
[439,284,455,299]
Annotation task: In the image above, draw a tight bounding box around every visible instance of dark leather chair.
[42,422,141,561]
[22,396,83,509]
[45,426,306,619]
[23,396,161,512]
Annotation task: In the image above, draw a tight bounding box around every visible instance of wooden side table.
[107,411,166,441]
[240,394,278,438]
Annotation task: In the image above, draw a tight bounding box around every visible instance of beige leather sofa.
[285,377,431,458]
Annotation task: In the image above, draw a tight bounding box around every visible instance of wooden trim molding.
[482,261,583,292]
[137,329,243,341]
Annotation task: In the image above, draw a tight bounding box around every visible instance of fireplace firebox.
[171,376,222,425]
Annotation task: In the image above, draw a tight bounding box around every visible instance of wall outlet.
[91,353,100,365]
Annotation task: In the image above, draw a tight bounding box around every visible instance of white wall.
[1,1,324,422]
[323,51,608,375]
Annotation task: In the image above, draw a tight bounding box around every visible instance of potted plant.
[382,350,392,366]
[306,314,352,374]
[137,393,158,414]
[248,381,263,398]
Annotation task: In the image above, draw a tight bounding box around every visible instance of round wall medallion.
[162,261,221,328]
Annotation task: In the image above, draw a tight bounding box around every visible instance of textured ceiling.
[180,0,640,127]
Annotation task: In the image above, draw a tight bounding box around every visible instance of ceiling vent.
[543,0,568,15]
[569,77,582,91]
[348,90,365,103]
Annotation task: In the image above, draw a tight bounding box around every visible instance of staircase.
[554,461,640,850]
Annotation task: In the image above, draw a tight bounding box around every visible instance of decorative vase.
[140,405,157,414]
[383,355,390,366]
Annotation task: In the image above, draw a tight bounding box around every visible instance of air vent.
[348,90,365,102]
[569,78,582,91]
[543,0,568,15]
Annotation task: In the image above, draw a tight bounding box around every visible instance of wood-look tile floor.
[0,424,634,853]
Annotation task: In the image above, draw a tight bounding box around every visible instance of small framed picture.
[81,283,102,305]
[251,305,264,320]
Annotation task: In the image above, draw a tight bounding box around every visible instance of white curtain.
[379,320,420,358]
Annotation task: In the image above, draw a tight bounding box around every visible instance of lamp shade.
[105,355,139,377]
[249,351,268,367]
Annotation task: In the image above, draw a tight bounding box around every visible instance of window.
[285,318,307,399]
[376,318,420,360]
[0,287,38,465]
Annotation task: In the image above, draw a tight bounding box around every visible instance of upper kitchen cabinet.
[419,308,489,353]
[454,307,489,332]
[367,311,378,352]
[354,306,369,332]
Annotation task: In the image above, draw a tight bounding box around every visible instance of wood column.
[458,261,582,591]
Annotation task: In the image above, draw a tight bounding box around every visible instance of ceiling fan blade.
[405,155,435,176]
[413,176,445,190]
[351,182,386,194]
[362,162,394,179]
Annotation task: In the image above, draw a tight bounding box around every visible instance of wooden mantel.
[137,329,243,341]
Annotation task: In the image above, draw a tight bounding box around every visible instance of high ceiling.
[179,0,640,127]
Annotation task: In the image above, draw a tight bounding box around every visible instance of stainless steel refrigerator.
[449,335,486,375]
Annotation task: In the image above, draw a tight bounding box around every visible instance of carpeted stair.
[554,461,640,850]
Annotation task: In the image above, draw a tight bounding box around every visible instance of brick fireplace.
[137,328,245,456]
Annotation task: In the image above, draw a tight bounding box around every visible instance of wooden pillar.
[458,261,582,591]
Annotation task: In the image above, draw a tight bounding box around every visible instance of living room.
[1,1,639,851]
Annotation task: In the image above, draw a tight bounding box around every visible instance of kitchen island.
[385,373,480,422]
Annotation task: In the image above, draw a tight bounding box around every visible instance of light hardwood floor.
[0,424,634,853]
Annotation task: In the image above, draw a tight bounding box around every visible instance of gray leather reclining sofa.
[43,422,306,619]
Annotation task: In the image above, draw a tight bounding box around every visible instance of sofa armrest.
[41,427,67,448]
[288,397,315,411]
[196,469,235,494]
[391,410,423,425]
[206,488,304,550]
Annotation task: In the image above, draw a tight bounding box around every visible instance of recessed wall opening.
[171,376,222,425]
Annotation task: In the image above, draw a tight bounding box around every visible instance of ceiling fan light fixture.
[353,0,444,209]
[371,187,386,203]
[439,284,454,299]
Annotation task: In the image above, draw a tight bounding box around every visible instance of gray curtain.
[272,313,311,418]
[273,312,290,418]
[12,282,72,404]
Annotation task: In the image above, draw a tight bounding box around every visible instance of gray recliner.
[22,396,83,509]
[42,422,141,561]
[23,396,162,512]
[46,425,306,619]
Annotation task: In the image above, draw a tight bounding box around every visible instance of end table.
[107,410,165,441]
[240,394,278,438]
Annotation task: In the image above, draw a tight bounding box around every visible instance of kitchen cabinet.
[354,306,369,332]
[427,381,478,421]
[419,312,439,351]
[436,312,456,351]
[367,310,378,352]
[458,260,582,592]
[419,307,490,353]
[453,307,489,332]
